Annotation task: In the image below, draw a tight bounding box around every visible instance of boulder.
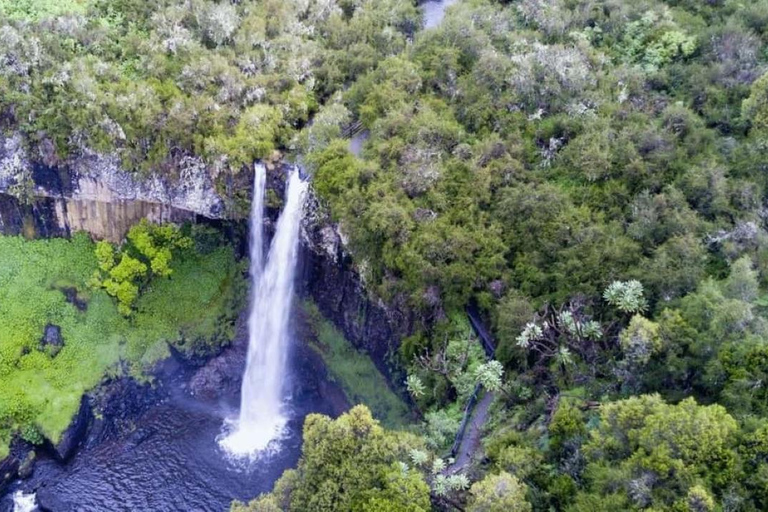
[51,397,90,461]
[0,451,20,494]
[40,324,64,357]
[0,439,35,494]
[37,487,73,512]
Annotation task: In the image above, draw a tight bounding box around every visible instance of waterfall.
[250,163,267,279]
[12,491,37,512]
[221,165,308,457]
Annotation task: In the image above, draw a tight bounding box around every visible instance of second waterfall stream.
[221,163,308,457]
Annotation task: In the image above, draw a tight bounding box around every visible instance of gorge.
[0,163,356,511]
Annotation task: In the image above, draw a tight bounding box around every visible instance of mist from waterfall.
[12,491,37,512]
[220,164,308,457]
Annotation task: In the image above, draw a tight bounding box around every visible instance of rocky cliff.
[0,134,224,241]
[298,197,415,384]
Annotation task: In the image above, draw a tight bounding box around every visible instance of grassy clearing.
[0,231,243,457]
[302,301,410,428]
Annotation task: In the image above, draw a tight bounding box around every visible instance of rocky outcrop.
[298,192,416,383]
[0,439,34,494]
[50,397,90,462]
[0,133,226,241]
[40,324,64,357]
[86,377,166,448]
[189,318,248,401]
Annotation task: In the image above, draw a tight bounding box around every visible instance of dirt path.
[447,391,495,475]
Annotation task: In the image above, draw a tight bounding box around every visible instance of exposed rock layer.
[0,134,223,241]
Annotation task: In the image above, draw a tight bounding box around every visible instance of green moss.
[0,231,243,456]
[303,301,410,428]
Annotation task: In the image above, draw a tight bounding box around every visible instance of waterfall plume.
[12,491,37,512]
[220,165,307,457]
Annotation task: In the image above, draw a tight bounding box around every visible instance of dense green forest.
[4,0,768,510]
[303,0,768,508]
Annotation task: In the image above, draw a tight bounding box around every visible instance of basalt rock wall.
[0,134,226,241]
[297,194,416,385]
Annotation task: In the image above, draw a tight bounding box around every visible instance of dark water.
[0,370,338,512]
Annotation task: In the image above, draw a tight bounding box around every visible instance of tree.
[619,315,662,367]
[93,221,191,315]
[468,472,532,512]
[240,406,431,512]
[723,256,759,303]
[584,395,739,508]
[743,71,768,136]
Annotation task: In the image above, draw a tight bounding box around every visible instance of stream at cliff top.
[422,0,458,29]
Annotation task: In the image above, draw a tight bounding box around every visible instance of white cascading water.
[249,162,267,282]
[12,491,37,512]
[220,165,308,457]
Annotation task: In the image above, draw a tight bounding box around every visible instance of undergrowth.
[302,301,410,428]
[0,230,243,458]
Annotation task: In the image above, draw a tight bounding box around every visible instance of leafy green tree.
[619,315,662,367]
[468,472,532,512]
[584,395,739,508]
[238,406,430,512]
[743,71,768,136]
[93,221,191,315]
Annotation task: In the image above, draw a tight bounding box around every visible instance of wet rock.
[0,194,69,239]
[40,324,64,357]
[189,320,248,401]
[0,452,20,494]
[87,377,164,446]
[37,486,73,512]
[51,397,90,461]
[0,439,34,494]
[18,450,35,479]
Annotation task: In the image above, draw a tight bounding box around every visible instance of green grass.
[0,232,243,456]
[303,301,410,428]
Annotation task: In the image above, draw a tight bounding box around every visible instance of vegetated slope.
[0,229,242,459]
[296,0,768,510]
[302,300,411,428]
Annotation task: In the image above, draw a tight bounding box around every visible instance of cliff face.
[0,137,414,379]
[298,193,415,384]
[0,134,224,241]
